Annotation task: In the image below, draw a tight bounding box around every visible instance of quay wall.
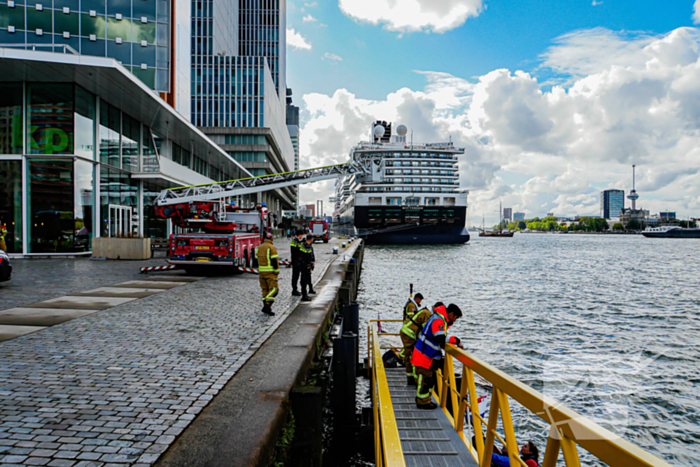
[156,240,365,467]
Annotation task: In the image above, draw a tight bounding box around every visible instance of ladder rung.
[403,451,459,456]
[401,438,451,442]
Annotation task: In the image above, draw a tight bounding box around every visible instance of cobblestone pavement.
[0,256,169,312]
[0,238,341,466]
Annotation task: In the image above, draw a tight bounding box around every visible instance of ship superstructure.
[334,121,470,244]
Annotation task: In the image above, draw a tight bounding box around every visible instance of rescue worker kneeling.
[399,294,429,386]
[410,303,463,410]
[256,232,279,316]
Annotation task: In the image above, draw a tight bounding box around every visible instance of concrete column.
[137,180,144,237]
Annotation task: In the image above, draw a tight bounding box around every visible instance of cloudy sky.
[286,0,700,225]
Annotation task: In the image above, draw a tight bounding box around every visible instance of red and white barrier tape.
[140,265,178,273]
[237,267,259,274]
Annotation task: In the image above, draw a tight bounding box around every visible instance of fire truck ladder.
[155,162,370,207]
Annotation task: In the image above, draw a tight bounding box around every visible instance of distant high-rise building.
[191,0,295,220]
[286,88,299,208]
[600,189,624,219]
[302,203,315,218]
[660,212,676,221]
[503,208,512,222]
[513,212,526,221]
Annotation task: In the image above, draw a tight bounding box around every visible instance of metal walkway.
[385,368,478,467]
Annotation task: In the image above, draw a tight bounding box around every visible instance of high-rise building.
[191,0,295,220]
[286,91,299,208]
[503,207,512,222]
[600,189,624,219]
[513,212,525,221]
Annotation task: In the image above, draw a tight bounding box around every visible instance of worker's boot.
[301,295,312,302]
[308,288,316,295]
[292,289,301,296]
[261,302,275,316]
[416,402,437,410]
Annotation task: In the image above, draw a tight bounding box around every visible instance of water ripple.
[357,234,699,466]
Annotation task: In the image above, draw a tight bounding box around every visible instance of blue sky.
[288,1,697,100]
[287,1,700,223]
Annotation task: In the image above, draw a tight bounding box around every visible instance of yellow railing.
[369,321,673,467]
[369,322,405,467]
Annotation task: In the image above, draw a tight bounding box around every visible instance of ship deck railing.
[368,320,672,467]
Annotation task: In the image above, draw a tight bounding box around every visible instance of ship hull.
[362,224,470,244]
[334,205,470,244]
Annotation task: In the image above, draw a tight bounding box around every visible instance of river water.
[355,233,700,466]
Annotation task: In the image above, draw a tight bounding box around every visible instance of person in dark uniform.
[299,234,316,301]
[290,231,304,296]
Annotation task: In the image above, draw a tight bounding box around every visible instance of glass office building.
[191,0,296,216]
[0,51,250,256]
[0,0,171,91]
[600,189,624,219]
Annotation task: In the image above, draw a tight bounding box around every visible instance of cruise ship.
[333,121,470,244]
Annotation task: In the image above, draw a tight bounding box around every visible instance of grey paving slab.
[109,282,185,290]
[23,296,136,310]
[0,255,171,312]
[0,238,340,466]
[0,324,46,341]
[0,308,101,326]
[70,288,165,299]
[134,277,203,283]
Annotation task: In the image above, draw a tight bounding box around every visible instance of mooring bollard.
[332,332,357,425]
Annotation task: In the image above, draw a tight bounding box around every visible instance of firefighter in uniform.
[411,303,464,409]
[290,231,304,296]
[255,231,279,316]
[0,218,7,252]
[299,234,315,301]
[399,297,430,386]
[402,293,424,322]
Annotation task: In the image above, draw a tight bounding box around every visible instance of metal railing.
[369,322,404,467]
[0,44,80,55]
[369,321,673,467]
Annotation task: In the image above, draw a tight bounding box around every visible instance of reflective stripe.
[401,325,416,340]
[259,246,274,272]
[264,287,277,301]
[418,333,440,352]
[416,375,431,399]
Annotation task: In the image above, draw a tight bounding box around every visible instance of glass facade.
[0,160,22,253]
[0,80,251,254]
[0,84,23,155]
[192,56,267,128]
[0,0,169,91]
[238,0,284,97]
[27,158,93,253]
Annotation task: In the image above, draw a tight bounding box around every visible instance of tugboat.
[479,202,515,237]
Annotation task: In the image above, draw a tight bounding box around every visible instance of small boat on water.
[641,226,700,238]
[479,202,515,237]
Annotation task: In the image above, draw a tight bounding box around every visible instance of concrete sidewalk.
[0,238,340,466]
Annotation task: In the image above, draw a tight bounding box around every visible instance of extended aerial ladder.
[155,160,380,208]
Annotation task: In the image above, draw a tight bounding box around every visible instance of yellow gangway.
[368,321,673,467]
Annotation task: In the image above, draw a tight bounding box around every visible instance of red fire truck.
[309,219,329,243]
[155,201,270,273]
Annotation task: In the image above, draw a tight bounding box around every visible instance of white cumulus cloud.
[303,14,317,23]
[299,26,700,222]
[287,27,312,50]
[338,0,483,33]
[694,0,700,24]
[322,52,343,62]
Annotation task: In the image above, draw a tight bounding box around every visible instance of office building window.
[0,160,22,253]
[74,86,95,160]
[0,84,23,155]
[28,84,74,155]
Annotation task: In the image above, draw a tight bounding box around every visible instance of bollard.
[332,332,357,425]
[342,302,360,369]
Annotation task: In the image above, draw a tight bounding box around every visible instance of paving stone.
[0,309,102,327]
[0,240,337,465]
[0,325,46,342]
[25,458,51,466]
